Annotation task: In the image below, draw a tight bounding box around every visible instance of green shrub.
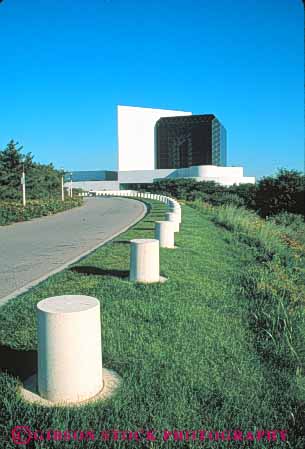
[127,168,305,218]
[253,169,305,217]
[0,197,83,226]
[208,192,245,207]
[267,211,305,229]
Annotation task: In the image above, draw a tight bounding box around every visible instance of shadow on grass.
[133,227,154,231]
[112,240,130,245]
[0,345,37,381]
[70,266,129,278]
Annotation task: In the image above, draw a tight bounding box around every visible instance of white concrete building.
[66,105,255,191]
[117,105,192,171]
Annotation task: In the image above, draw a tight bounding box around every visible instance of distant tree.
[254,169,305,217]
[0,140,62,201]
[0,140,33,200]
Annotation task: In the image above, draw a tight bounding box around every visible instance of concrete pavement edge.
[0,199,147,308]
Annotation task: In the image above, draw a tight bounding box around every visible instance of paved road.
[0,197,145,304]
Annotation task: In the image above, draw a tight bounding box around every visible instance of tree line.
[126,169,305,217]
[0,140,63,201]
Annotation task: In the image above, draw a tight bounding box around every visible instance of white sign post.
[21,169,26,207]
[70,173,73,198]
[61,171,65,201]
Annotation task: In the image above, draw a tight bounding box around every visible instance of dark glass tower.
[155,114,227,169]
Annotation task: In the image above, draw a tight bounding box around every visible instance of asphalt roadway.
[0,197,146,305]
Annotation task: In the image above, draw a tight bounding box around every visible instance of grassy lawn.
[0,200,303,448]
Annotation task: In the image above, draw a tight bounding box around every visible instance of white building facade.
[117,105,192,172]
[117,105,254,186]
[67,105,255,191]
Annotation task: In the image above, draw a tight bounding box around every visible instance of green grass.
[0,200,304,448]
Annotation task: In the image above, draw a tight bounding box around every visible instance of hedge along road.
[0,197,146,305]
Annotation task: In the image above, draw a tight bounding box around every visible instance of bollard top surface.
[130,238,159,245]
[37,295,100,314]
[155,221,172,226]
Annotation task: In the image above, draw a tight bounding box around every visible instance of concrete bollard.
[171,207,181,223]
[130,239,160,283]
[37,295,103,403]
[155,221,175,248]
[165,212,180,232]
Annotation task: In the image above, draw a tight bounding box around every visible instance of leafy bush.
[267,211,304,228]
[186,191,210,201]
[254,168,305,217]
[208,192,245,207]
[127,169,305,218]
[0,198,83,226]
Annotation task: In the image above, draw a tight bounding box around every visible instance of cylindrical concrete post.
[130,239,160,283]
[171,207,181,223]
[175,213,182,223]
[155,221,175,248]
[171,206,181,213]
[165,212,180,232]
[37,295,103,403]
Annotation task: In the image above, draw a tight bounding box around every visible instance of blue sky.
[0,0,303,179]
